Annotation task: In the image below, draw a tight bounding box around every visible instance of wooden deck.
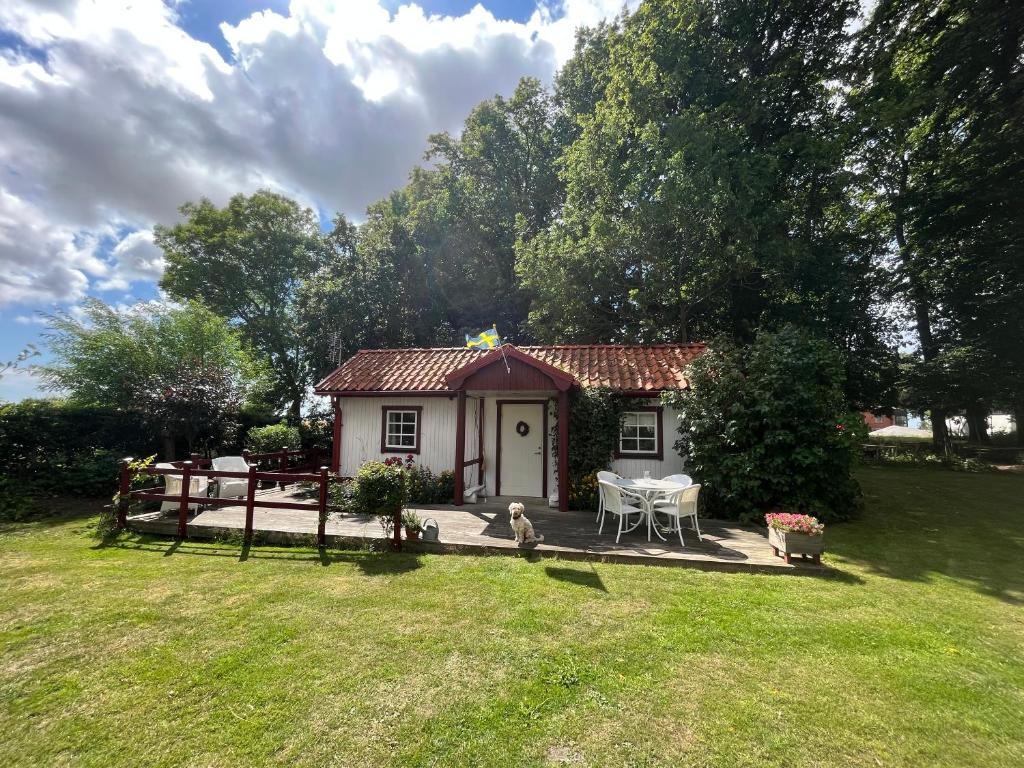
[125,488,820,572]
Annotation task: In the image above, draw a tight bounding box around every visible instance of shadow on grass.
[545,565,608,592]
[93,532,423,574]
[831,467,1024,605]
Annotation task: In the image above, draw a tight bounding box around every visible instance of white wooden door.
[499,403,545,497]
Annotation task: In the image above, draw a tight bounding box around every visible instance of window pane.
[385,410,417,448]
[619,411,657,454]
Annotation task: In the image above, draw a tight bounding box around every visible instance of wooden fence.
[115,447,403,550]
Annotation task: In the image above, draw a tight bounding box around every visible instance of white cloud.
[0,0,636,308]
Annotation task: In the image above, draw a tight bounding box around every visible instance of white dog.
[509,501,544,545]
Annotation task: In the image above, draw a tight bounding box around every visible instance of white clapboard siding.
[337,397,458,477]
[609,400,687,479]
[337,394,688,492]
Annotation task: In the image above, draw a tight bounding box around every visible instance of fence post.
[317,466,328,548]
[176,461,193,539]
[279,446,289,490]
[392,507,402,552]
[244,463,257,543]
[117,457,133,529]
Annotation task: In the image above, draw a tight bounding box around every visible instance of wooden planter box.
[768,526,824,565]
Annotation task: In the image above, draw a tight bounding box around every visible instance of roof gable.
[444,346,576,391]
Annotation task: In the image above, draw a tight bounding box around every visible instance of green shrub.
[664,326,866,524]
[0,475,34,521]
[299,400,334,449]
[406,465,455,504]
[245,423,301,454]
[354,461,408,536]
[0,400,159,499]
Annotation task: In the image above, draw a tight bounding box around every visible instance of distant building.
[862,410,908,431]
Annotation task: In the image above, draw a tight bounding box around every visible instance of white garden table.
[612,478,689,542]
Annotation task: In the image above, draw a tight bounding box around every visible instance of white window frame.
[382,407,420,453]
[618,410,660,457]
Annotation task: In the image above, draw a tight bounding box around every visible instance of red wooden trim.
[380,405,423,454]
[331,396,342,473]
[315,390,454,397]
[117,458,132,529]
[177,461,192,539]
[558,390,569,512]
[317,466,328,547]
[244,465,257,541]
[477,398,485,486]
[613,405,664,461]
[454,391,466,506]
[495,399,548,498]
[444,345,576,391]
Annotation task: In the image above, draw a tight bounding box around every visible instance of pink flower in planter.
[765,512,824,536]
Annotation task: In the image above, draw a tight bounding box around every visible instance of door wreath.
[515,420,530,437]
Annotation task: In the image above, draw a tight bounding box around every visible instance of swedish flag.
[465,326,502,349]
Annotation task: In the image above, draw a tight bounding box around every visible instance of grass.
[1,467,1022,767]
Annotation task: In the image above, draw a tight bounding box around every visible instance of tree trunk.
[161,431,176,461]
[965,405,990,445]
[1013,403,1024,447]
[288,393,303,423]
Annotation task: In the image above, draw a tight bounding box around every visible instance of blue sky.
[0,0,630,402]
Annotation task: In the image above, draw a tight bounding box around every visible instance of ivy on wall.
[550,387,628,510]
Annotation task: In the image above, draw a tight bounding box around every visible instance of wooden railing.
[115,448,402,550]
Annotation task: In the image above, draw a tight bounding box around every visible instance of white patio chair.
[595,470,621,525]
[655,484,702,547]
[652,474,693,509]
[157,462,210,513]
[598,480,647,544]
[212,456,251,499]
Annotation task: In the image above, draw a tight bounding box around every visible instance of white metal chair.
[595,470,621,526]
[598,480,647,543]
[652,474,693,509]
[157,462,209,512]
[212,456,251,498]
[655,484,702,546]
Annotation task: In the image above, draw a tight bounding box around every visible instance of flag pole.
[495,324,510,373]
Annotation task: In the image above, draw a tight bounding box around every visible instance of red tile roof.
[314,344,705,394]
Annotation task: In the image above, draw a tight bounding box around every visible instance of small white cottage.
[314,344,705,511]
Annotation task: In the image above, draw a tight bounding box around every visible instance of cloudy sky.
[0,0,633,401]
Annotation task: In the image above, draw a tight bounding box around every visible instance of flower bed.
[765,512,825,565]
[765,512,824,536]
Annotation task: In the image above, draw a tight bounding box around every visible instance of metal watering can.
[421,518,439,542]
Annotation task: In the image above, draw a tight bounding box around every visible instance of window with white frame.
[619,410,659,456]
[382,408,420,452]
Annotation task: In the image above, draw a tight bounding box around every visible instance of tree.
[853,0,1024,448]
[517,0,895,407]
[156,190,335,419]
[312,77,566,358]
[37,299,268,457]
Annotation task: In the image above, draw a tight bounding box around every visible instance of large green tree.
[37,299,268,456]
[156,190,337,419]
[853,0,1024,447]
[309,77,565,357]
[517,0,896,408]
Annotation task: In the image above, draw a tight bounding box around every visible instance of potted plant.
[765,512,825,564]
[402,509,423,540]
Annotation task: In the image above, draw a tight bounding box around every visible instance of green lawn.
[1,468,1022,767]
